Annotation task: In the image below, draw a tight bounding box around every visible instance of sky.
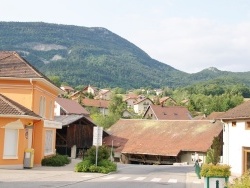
[1,0,250,73]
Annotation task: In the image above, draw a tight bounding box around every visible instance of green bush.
[75,159,92,172]
[41,154,71,166]
[84,145,110,164]
[200,163,231,177]
[227,171,250,188]
[75,146,117,174]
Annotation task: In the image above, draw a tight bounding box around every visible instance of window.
[39,96,46,118]
[246,122,250,130]
[232,121,236,127]
[39,96,43,116]
[243,148,250,173]
[44,130,54,155]
[49,101,53,120]
[3,129,18,159]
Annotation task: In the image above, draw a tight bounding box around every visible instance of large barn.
[103,119,223,165]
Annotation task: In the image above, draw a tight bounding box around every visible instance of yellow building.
[0,51,62,169]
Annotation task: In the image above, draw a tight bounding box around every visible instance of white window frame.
[3,128,19,159]
[44,129,54,156]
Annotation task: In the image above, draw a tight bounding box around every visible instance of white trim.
[44,120,62,129]
[1,119,24,129]
[0,115,40,120]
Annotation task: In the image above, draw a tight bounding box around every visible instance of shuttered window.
[44,130,53,155]
[3,129,18,159]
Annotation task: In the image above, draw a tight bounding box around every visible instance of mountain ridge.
[0,21,249,89]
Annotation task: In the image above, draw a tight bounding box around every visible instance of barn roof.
[54,115,94,126]
[104,119,222,156]
[56,97,90,115]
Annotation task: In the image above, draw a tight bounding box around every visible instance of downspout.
[30,78,34,110]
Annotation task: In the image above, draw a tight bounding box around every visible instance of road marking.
[134,177,146,181]
[151,178,161,182]
[168,179,177,183]
[118,176,130,180]
[102,176,115,180]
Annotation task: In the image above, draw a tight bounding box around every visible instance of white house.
[133,98,153,114]
[218,100,250,177]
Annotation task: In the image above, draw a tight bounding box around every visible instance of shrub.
[84,145,111,164]
[227,171,250,188]
[75,159,92,172]
[75,146,117,174]
[41,154,71,166]
[200,163,231,177]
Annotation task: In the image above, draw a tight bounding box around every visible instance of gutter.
[0,115,41,120]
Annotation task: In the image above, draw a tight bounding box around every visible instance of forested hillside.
[0,22,250,89]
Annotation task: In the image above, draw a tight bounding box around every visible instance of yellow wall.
[0,78,61,167]
[33,120,44,165]
[0,119,28,166]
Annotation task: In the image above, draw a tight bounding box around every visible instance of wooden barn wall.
[66,120,94,149]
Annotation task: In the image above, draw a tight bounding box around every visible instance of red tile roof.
[0,93,40,118]
[56,97,90,115]
[159,96,176,104]
[104,119,222,156]
[218,101,250,120]
[82,98,109,108]
[143,104,192,120]
[206,112,225,120]
[134,97,153,105]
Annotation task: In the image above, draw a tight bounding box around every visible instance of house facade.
[81,98,109,115]
[95,89,112,100]
[0,51,62,169]
[133,98,153,114]
[218,101,250,176]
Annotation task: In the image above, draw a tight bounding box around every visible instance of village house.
[133,97,153,114]
[218,101,250,177]
[159,96,177,106]
[124,96,137,109]
[81,98,110,115]
[60,85,74,95]
[94,89,112,100]
[0,51,62,169]
[142,104,192,120]
[82,85,98,96]
[103,119,223,165]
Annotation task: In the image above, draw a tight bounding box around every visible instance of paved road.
[0,159,203,188]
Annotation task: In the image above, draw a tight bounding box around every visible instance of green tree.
[108,94,126,116]
[48,75,61,87]
[206,136,222,165]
